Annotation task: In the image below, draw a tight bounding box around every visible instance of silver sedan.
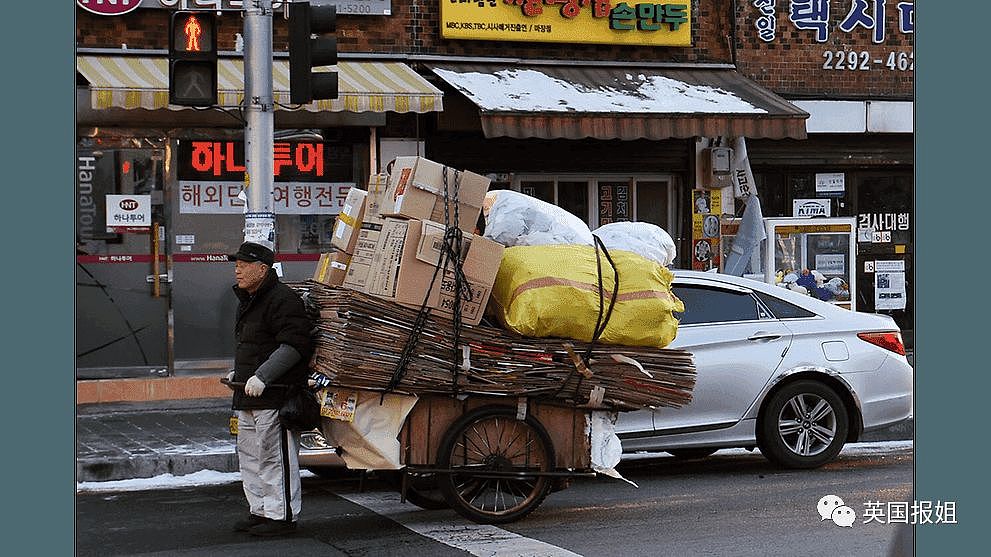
[616,270,913,469]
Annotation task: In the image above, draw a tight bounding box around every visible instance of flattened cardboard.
[331,187,367,254]
[381,157,489,233]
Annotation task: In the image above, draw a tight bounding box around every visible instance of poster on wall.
[691,190,721,270]
[874,270,907,310]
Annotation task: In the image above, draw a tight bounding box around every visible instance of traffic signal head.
[169,11,218,107]
[289,2,338,105]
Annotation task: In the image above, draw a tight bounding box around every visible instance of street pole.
[242,0,275,250]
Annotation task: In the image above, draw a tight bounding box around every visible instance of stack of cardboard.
[295,282,696,411]
[332,157,503,325]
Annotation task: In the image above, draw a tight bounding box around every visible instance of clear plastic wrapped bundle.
[482,190,593,247]
[592,221,677,267]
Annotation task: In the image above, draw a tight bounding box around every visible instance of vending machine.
[721,217,858,311]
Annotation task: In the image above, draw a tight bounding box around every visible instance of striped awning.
[76,55,444,113]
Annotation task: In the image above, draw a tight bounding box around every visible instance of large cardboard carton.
[330,187,367,254]
[312,250,351,287]
[342,216,386,293]
[394,220,504,325]
[380,157,490,233]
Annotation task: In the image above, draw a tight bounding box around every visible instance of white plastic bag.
[592,221,677,267]
[482,190,593,247]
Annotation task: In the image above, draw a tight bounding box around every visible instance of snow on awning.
[77,55,444,114]
[429,63,808,140]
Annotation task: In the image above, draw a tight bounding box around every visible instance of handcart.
[387,393,595,524]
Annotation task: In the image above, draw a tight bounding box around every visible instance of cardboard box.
[358,219,503,325]
[365,173,389,219]
[330,187,367,254]
[363,219,411,300]
[342,216,386,293]
[381,157,490,234]
[312,251,351,287]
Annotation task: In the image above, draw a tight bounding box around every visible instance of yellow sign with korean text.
[441,1,692,46]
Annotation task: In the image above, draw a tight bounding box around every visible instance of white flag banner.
[723,194,767,277]
[731,136,757,200]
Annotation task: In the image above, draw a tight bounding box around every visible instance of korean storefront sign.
[815,172,845,197]
[441,0,691,46]
[753,1,913,44]
[177,140,354,214]
[78,0,142,16]
[751,2,914,74]
[144,0,391,16]
[106,194,152,232]
[598,183,631,225]
[793,198,831,217]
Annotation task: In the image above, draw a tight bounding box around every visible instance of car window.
[755,291,817,319]
[673,285,762,325]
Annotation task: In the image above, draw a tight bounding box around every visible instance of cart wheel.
[380,470,448,510]
[437,405,556,524]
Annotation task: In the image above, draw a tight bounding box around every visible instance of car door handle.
[748,332,782,342]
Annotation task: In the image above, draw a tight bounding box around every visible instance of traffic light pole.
[242,0,276,249]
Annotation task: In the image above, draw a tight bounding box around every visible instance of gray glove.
[224,371,236,391]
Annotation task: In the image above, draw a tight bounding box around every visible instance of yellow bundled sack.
[489,244,684,349]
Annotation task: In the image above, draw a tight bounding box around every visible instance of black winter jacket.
[231,270,313,410]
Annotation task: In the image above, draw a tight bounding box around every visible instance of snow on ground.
[77,441,911,494]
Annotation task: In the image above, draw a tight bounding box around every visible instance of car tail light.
[857,331,906,356]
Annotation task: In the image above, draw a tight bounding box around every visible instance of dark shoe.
[233,514,269,532]
[249,519,297,537]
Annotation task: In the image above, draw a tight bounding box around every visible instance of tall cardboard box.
[331,187,367,254]
[365,173,389,219]
[312,251,351,287]
[342,216,386,293]
[393,220,504,325]
[362,219,411,300]
[381,157,489,234]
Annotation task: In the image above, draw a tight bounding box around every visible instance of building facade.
[75,0,914,379]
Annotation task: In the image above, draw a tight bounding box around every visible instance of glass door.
[76,145,170,379]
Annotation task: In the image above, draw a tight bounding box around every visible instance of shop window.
[557,181,589,225]
[514,175,675,231]
[520,181,555,204]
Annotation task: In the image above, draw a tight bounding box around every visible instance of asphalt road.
[76,445,913,556]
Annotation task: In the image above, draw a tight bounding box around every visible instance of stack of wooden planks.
[292,281,696,412]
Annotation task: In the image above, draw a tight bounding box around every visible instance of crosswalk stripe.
[337,491,583,557]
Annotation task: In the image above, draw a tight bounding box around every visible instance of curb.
[77,452,238,483]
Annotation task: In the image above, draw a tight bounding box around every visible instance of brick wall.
[734,2,914,99]
[77,1,913,99]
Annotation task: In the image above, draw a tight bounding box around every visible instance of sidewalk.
[75,376,915,483]
[76,397,237,483]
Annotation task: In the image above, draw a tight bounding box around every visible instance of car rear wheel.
[758,380,848,469]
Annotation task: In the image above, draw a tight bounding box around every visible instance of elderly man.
[225,241,312,537]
